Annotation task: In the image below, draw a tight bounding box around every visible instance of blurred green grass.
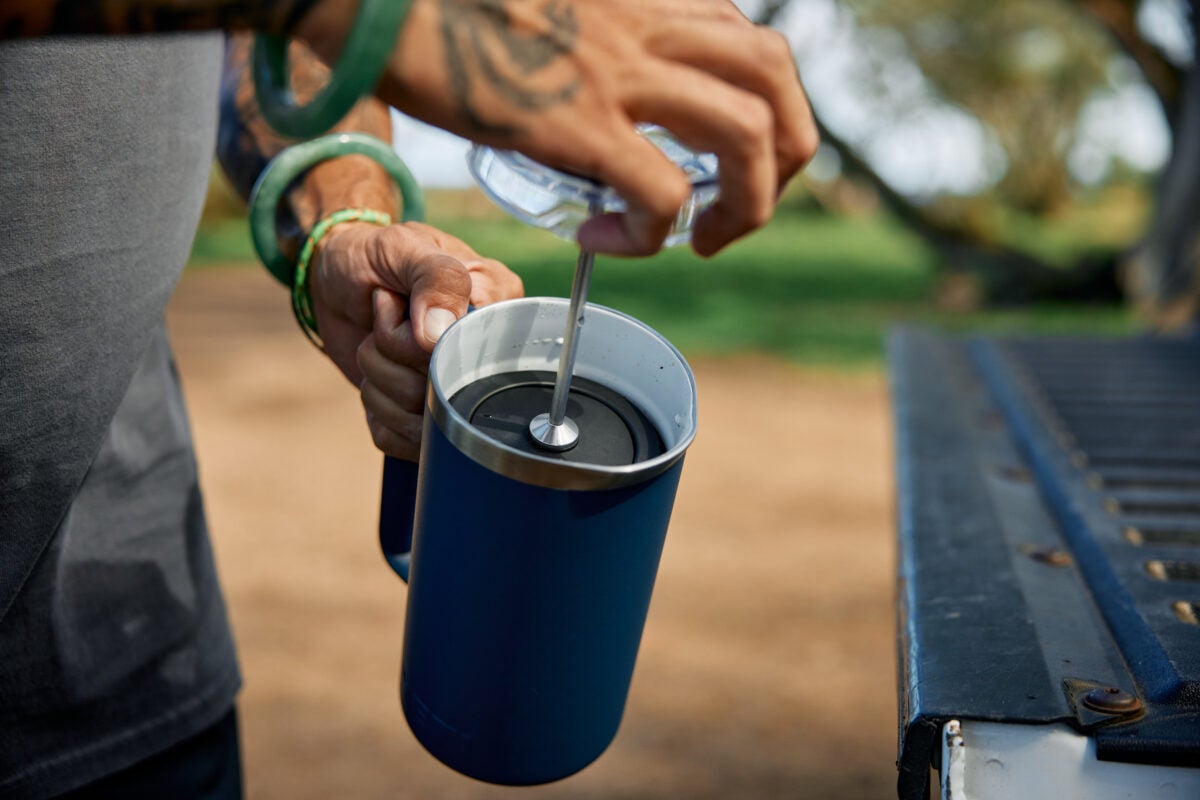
[191,183,1139,369]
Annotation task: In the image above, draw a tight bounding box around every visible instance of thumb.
[407,252,471,351]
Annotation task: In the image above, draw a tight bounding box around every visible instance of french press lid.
[450,371,665,467]
[466,124,719,246]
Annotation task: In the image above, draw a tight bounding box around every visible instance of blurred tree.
[756,0,1197,313]
[856,0,1108,215]
[1095,0,1200,326]
[1075,0,1185,116]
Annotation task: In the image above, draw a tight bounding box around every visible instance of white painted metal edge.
[939,719,1200,800]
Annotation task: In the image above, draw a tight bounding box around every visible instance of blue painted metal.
[973,337,1200,767]
[970,340,1185,702]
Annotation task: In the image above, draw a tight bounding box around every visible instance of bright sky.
[391,0,1177,196]
[389,110,474,188]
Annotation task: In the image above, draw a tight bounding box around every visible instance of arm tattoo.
[217,35,307,257]
[2,0,321,37]
[217,35,306,203]
[441,0,581,138]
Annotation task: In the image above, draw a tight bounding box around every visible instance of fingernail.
[578,214,633,255]
[424,308,457,343]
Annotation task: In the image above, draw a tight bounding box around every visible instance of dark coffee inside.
[449,370,666,467]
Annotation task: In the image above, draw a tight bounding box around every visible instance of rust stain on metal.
[997,464,1031,483]
[1175,601,1200,626]
[979,412,1004,431]
[1021,545,1073,568]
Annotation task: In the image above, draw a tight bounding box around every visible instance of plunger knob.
[528,413,580,452]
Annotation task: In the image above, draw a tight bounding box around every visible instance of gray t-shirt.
[0,34,240,798]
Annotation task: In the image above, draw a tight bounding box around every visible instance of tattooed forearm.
[217,34,396,259]
[216,36,279,221]
[467,18,578,110]
[2,0,321,38]
[217,34,314,202]
[440,0,581,138]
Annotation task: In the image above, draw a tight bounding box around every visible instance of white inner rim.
[431,298,697,465]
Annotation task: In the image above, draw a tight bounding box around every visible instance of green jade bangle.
[249,132,425,287]
[254,0,413,139]
[292,208,392,347]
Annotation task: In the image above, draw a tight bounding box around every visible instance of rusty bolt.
[1082,687,1142,715]
[980,412,1004,431]
[998,465,1031,482]
[1026,547,1072,568]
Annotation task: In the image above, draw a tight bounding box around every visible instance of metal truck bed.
[890,330,1200,799]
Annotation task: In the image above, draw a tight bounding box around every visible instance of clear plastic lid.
[467,125,719,246]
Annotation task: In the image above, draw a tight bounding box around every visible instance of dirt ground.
[166,267,898,800]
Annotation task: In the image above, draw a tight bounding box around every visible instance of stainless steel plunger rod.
[528,244,596,451]
[550,247,595,424]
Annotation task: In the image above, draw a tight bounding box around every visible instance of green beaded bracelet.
[292,207,393,348]
[253,0,413,139]
[249,132,425,287]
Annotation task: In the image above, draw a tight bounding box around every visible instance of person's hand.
[297,0,818,257]
[308,220,523,460]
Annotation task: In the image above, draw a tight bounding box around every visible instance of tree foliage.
[850,0,1112,214]
[757,0,1196,308]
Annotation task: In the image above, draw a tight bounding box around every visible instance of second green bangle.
[249,132,426,287]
